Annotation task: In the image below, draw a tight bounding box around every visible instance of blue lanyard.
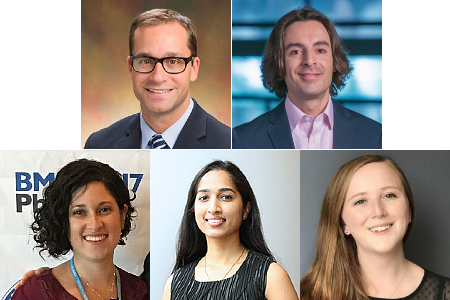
[70,257,122,300]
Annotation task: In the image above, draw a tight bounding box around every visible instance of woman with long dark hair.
[162,160,298,299]
[301,155,450,300]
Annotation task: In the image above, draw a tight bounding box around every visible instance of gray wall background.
[150,150,300,299]
[300,150,450,278]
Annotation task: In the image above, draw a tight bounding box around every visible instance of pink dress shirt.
[286,95,334,149]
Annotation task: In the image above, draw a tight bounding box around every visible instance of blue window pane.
[310,0,382,22]
[232,0,304,23]
[232,26,274,41]
[232,56,274,98]
[336,55,382,101]
[335,25,382,40]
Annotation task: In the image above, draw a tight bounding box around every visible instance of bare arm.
[14,267,49,290]
[265,263,299,300]
[162,274,173,300]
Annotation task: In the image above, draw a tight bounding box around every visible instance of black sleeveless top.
[171,251,274,300]
[369,269,450,300]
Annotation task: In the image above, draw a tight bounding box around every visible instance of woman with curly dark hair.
[161,160,298,300]
[13,158,147,300]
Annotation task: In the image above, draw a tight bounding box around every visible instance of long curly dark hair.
[31,158,136,258]
[172,160,274,272]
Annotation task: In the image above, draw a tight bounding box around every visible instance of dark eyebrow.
[70,201,114,209]
[133,52,151,57]
[197,188,236,194]
[70,203,86,209]
[285,41,330,50]
[218,188,236,194]
[134,51,183,58]
[286,43,303,50]
[313,41,330,48]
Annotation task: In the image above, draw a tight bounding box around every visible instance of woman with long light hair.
[301,154,450,300]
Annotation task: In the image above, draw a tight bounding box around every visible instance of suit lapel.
[173,99,206,149]
[117,114,142,149]
[267,100,295,149]
[332,99,354,149]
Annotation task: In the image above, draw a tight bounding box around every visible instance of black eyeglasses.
[130,56,194,74]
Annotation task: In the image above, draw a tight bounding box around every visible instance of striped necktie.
[149,134,170,149]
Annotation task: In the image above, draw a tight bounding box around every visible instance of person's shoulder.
[267,262,289,279]
[13,269,58,299]
[84,113,140,149]
[234,101,284,133]
[418,269,450,298]
[88,113,140,136]
[192,99,230,132]
[333,99,381,129]
[203,110,231,140]
[248,251,275,264]
[265,262,299,299]
[425,268,450,283]
[162,274,174,300]
[232,100,291,149]
[185,99,231,148]
[117,267,148,299]
[117,266,147,284]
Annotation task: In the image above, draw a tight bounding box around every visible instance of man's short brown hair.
[129,8,197,57]
[261,7,353,98]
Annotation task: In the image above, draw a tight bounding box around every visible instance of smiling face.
[194,170,250,241]
[128,22,200,126]
[341,162,411,256]
[284,21,334,105]
[68,181,127,263]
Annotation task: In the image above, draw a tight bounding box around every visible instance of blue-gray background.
[300,150,450,278]
[232,0,382,127]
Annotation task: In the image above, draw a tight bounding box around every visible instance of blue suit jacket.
[85,99,231,149]
[232,99,382,149]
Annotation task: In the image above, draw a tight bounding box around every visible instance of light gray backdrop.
[300,150,450,278]
[150,150,300,299]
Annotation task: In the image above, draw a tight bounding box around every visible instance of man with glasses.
[232,7,381,149]
[85,9,231,149]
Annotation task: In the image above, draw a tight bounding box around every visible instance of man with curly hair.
[232,7,381,149]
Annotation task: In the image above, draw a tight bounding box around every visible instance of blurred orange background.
[81,0,231,147]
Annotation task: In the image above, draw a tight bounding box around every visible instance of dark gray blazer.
[232,99,382,149]
[85,99,231,149]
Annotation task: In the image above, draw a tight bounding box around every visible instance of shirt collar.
[285,95,334,131]
[140,98,194,149]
